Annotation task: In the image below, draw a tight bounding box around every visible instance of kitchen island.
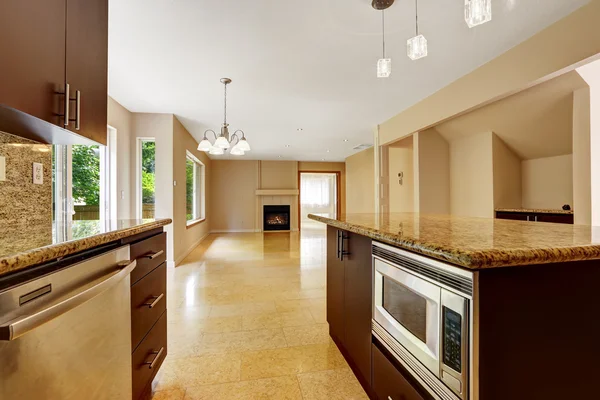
[0,218,171,400]
[309,212,600,400]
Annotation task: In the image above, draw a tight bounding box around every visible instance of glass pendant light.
[465,0,492,28]
[230,144,245,156]
[209,146,224,155]
[197,138,212,151]
[407,0,427,60]
[214,135,230,149]
[236,136,251,152]
[377,10,391,78]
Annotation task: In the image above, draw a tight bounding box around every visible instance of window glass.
[141,140,156,219]
[186,153,205,223]
[382,277,428,343]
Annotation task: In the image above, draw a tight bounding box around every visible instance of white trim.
[173,231,211,267]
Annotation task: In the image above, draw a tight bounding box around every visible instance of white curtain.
[301,174,334,207]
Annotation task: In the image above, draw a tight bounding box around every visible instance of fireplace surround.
[263,205,291,231]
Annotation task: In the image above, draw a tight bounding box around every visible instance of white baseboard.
[173,231,211,267]
[211,229,257,233]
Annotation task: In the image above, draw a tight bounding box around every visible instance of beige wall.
[449,132,494,218]
[260,161,297,189]
[210,160,258,232]
[415,129,450,214]
[522,154,573,210]
[572,86,592,224]
[298,161,346,215]
[345,147,375,213]
[379,0,600,146]
[107,97,133,219]
[388,145,414,213]
[492,134,522,209]
[172,117,212,265]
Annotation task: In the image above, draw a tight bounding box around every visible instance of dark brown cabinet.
[496,211,573,224]
[327,226,373,389]
[372,344,429,400]
[0,0,66,124]
[0,0,108,145]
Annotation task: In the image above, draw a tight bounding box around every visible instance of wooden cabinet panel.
[132,311,167,400]
[535,213,573,224]
[130,232,167,285]
[344,232,373,386]
[327,226,345,344]
[495,212,528,221]
[65,0,108,144]
[373,344,429,400]
[131,262,167,352]
[0,0,66,125]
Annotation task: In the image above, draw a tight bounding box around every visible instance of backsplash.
[0,131,52,223]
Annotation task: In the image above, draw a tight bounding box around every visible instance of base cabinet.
[372,344,430,400]
[496,211,573,224]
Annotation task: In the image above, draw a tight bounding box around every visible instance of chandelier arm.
[229,134,240,146]
[233,129,246,139]
[204,129,218,141]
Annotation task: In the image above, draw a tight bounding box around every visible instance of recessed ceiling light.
[321,158,325,161]
[326,149,330,153]
[278,155,282,158]
[344,139,349,142]
[297,128,303,131]
[285,144,290,148]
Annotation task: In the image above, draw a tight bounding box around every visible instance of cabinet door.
[373,344,429,400]
[66,0,108,145]
[344,232,373,386]
[495,212,528,221]
[327,226,345,344]
[535,213,574,224]
[0,0,66,125]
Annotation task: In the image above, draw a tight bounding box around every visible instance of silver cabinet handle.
[144,293,164,309]
[534,216,538,222]
[388,397,393,400]
[56,82,70,127]
[527,215,530,221]
[0,260,136,341]
[69,90,81,130]
[144,347,165,369]
[143,250,164,260]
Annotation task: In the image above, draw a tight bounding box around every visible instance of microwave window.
[382,277,427,343]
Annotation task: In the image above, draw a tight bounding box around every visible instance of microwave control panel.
[443,306,462,373]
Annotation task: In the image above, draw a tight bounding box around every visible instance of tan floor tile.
[242,309,314,330]
[151,388,186,400]
[308,304,327,323]
[275,298,315,312]
[169,305,212,322]
[240,342,347,380]
[282,323,330,346]
[297,368,369,400]
[155,353,241,391]
[210,301,277,318]
[200,328,288,353]
[183,375,302,400]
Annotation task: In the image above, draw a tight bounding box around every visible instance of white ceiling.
[108,0,588,162]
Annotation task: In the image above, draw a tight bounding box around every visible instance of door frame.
[297,170,341,231]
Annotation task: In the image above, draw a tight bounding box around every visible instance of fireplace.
[263,205,291,231]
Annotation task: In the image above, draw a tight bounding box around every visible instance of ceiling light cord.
[382,10,386,58]
[415,0,419,36]
[223,82,228,126]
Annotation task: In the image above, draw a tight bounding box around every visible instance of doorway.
[299,172,340,230]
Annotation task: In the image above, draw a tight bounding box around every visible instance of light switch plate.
[0,156,5,181]
[33,162,43,185]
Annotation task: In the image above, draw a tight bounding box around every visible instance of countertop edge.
[307,214,600,269]
[0,219,172,278]
[495,208,574,215]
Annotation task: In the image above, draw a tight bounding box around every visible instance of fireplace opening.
[263,205,291,231]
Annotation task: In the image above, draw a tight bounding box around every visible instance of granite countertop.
[495,208,574,215]
[308,213,600,269]
[0,218,172,277]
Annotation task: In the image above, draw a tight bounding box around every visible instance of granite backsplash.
[0,131,52,225]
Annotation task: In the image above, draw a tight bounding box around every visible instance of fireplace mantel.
[255,189,299,196]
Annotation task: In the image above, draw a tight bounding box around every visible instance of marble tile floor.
[151,224,368,400]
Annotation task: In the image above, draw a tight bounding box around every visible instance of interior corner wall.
[378,0,600,146]
[107,97,133,219]
[172,117,211,265]
[416,129,450,214]
[492,134,522,209]
[572,86,591,225]
[449,132,494,218]
[388,145,414,213]
[521,155,573,210]
[209,160,258,232]
[131,113,175,264]
[346,147,375,213]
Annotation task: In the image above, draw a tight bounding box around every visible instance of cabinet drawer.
[132,311,167,400]
[131,262,167,351]
[373,344,428,400]
[130,232,166,285]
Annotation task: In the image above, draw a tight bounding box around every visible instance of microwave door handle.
[0,260,136,341]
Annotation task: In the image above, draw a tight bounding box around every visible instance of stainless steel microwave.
[372,242,475,400]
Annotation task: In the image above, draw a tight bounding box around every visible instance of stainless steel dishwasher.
[0,245,136,399]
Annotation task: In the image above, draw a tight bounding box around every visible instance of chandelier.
[197,78,251,156]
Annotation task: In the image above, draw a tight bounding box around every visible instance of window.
[136,138,156,219]
[186,151,205,224]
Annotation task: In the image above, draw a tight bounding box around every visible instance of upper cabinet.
[0,0,108,145]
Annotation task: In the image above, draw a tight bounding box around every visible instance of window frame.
[185,151,206,227]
